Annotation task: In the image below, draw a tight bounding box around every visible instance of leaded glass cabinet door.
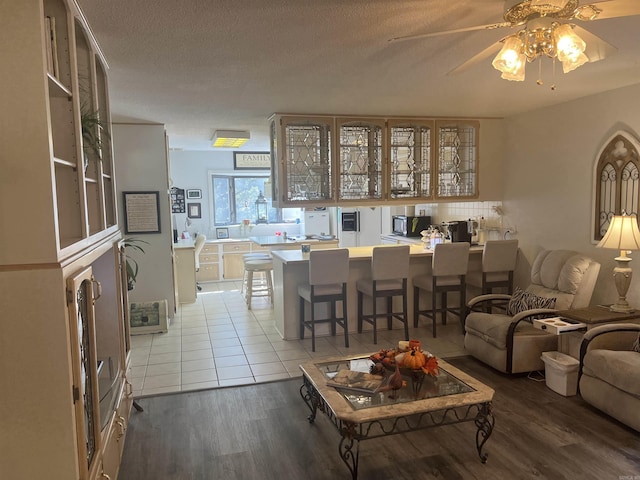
[276,116,335,205]
[67,266,101,478]
[336,118,384,202]
[435,120,479,199]
[387,119,434,201]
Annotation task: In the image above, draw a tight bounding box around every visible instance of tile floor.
[128,281,468,397]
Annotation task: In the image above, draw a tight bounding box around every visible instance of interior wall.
[113,123,176,319]
[503,82,640,307]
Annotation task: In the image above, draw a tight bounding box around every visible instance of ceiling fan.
[389,0,640,83]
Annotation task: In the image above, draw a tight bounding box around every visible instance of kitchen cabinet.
[197,243,221,283]
[336,117,384,202]
[0,1,130,478]
[435,120,479,198]
[387,119,434,200]
[270,114,479,206]
[222,242,252,279]
[269,115,335,206]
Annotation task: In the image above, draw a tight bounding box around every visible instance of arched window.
[594,132,640,240]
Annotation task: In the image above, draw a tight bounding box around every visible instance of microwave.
[392,215,432,237]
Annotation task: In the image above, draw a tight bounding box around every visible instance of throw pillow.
[633,334,640,353]
[507,287,557,318]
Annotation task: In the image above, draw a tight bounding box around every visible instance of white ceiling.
[76,0,640,152]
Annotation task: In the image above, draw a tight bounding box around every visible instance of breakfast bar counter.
[271,244,483,340]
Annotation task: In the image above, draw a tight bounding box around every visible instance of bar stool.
[414,242,470,337]
[467,239,518,295]
[356,245,410,345]
[298,249,350,352]
[241,252,271,294]
[244,258,274,310]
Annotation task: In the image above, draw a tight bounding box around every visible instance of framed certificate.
[123,191,161,234]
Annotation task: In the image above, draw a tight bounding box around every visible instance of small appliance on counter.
[443,221,472,243]
[392,215,431,237]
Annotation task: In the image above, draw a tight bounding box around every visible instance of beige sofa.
[465,250,600,374]
[579,323,640,432]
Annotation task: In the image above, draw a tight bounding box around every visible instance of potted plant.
[123,237,149,291]
[81,109,110,172]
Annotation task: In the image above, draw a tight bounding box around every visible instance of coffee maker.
[447,221,472,243]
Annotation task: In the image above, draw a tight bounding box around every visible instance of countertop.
[173,239,195,249]
[250,235,337,246]
[271,244,483,264]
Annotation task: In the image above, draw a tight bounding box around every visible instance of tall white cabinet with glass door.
[0,1,132,479]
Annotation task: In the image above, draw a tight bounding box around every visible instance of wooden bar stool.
[298,249,350,352]
[356,245,410,345]
[414,242,470,337]
[244,258,274,310]
[241,253,271,294]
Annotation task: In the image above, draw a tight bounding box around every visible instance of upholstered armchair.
[579,323,640,432]
[464,250,600,374]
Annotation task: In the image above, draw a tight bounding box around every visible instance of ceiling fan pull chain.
[536,58,544,86]
[551,58,557,91]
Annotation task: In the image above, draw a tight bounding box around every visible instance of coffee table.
[299,355,495,479]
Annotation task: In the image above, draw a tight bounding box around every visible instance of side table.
[554,306,640,358]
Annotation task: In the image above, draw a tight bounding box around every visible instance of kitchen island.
[271,244,483,340]
[250,235,339,250]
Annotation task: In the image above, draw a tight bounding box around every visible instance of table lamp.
[597,214,640,312]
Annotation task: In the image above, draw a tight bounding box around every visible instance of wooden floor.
[119,356,640,480]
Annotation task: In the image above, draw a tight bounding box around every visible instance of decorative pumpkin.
[403,347,426,370]
[409,339,421,350]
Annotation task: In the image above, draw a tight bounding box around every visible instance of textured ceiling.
[75,0,640,151]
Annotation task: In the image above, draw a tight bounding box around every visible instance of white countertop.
[173,239,195,249]
[272,244,483,264]
[250,235,337,246]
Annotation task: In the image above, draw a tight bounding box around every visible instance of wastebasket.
[541,351,580,396]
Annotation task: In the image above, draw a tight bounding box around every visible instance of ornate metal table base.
[300,376,494,479]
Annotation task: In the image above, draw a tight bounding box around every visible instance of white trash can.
[541,351,580,396]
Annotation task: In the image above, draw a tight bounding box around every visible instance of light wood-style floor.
[119,356,640,480]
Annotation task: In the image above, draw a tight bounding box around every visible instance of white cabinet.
[0,1,130,478]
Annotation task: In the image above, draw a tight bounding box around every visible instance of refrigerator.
[303,210,331,236]
[338,206,389,247]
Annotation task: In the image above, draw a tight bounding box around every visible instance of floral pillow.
[507,287,557,318]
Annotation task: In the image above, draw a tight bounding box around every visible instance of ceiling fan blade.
[388,22,511,43]
[447,40,504,75]
[585,0,640,20]
[572,25,618,62]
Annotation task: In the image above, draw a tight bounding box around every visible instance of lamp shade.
[492,35,526,81]
[554,24,588,73]
[597,215,640,251]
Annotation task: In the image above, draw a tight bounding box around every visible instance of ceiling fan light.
[554,24,588,72]
[492,36,526,81]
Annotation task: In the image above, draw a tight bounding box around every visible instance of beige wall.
[503,82,640,307]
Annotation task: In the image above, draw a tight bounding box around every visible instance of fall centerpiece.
[369,340,439,397]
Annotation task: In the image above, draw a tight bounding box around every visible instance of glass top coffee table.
[299,354,495,479]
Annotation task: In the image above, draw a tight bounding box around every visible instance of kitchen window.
[211,175,302,225]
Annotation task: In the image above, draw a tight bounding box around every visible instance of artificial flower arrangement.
[369,339,440,377]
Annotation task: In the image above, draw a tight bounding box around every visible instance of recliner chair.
[464,250,600,374]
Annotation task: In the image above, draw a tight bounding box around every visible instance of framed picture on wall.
[187,202,201,219]
[233,151,270,170]
[186,189,202,199]
[123,191,161,234]
[216,227,229,239]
